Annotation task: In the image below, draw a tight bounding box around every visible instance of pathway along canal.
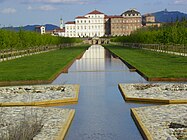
[52,45,151,140]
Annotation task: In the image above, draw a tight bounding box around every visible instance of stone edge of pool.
[130,105,187,140]
[118,84,187,104]
[131,108,153,140]
[56,109,75,140]
[0,84,80,107]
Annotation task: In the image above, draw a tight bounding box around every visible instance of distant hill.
[3,24,59,31]
[152,9,187,23]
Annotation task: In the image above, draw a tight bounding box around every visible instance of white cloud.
[0,8,16,14]
[27,5,57,11]
[174,0,187,4]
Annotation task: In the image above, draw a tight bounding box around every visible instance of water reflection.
[52,45,149,140]
[69,45,131,72]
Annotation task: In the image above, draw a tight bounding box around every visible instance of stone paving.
[119,83,187,103]
[0,84,79,105]
[0,107,75,140]
[132,104,187,140]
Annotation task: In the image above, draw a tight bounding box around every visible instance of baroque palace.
[51,9,159,38]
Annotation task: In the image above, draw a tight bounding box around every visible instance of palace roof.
[87,10,104,15]
[106,15,123,19]
[121,9,140,16]
[65,21,75,24]
[75,16,88,19]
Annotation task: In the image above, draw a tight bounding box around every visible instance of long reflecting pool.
[52,45,151,140]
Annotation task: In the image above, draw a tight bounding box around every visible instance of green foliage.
[0,29,82,50]
[112,21,187,45]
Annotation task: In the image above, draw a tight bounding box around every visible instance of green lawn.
[104,44,187,78]
[0,46,88,81]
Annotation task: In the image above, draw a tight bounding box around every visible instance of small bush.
[0,111,43,140]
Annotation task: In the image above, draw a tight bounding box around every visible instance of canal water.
[52,45,150,140]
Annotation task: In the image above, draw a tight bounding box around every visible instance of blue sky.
[0,0,187,27]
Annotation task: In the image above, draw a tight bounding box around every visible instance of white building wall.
[64,11,105,38]
[75,14,105,37]
[57,32,65,37]
[65,24,76,37]
[40,26,45,34]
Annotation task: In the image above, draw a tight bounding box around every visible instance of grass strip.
[0,45,88,81]
[104,44,187,79]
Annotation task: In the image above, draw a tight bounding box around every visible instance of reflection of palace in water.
[70,45,113,72]
[69,45,130,73]
[54,45,144,86]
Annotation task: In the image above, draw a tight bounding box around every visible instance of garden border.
[118,84,187,104]
[0,85,80,107]
[131,108,153,140]
[55,110,75,140]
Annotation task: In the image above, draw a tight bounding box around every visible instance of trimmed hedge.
[0,29,82,50]
[111,21,187,45]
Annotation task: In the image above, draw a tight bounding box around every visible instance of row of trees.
[111,21,187,45]
[0,29,82,50]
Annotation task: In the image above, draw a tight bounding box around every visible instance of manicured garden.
[104,44,187,79]
[0,45,88,82]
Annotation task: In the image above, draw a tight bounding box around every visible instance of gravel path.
[0,84,79,105]
[119,83,187,101]
[132,104,187,140]
[0,107,75,140]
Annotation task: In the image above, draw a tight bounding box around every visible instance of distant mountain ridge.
[3,24,59,31]
[2,10,187,32]
[152,9,187,23]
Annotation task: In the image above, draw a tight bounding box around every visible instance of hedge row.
[0,29,82,50]
[111,21,187,45]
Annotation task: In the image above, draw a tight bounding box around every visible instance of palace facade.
[105,9,142,36]
[56,9,145,37]
[64,10,105,37]
[142,14,161,27]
